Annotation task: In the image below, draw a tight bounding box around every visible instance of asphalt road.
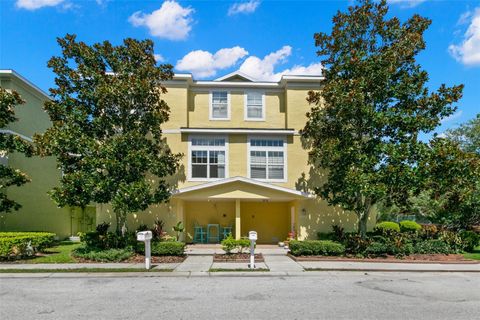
[1,272,479,320]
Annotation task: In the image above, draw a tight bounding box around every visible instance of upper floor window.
[248,137,286,182]
[210,91,230,120]
[245,91,265,121]
[189,136,227,180]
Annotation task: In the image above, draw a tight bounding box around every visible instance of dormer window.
[210,91,230,120]
[245,91,265,121]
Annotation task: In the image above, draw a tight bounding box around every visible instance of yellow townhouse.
[96,71,375,244]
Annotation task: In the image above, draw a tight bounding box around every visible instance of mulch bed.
[288,253,480,264]
[127,254,186,264]
[214,253,264,262]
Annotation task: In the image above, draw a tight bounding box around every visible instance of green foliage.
[399,220,421,233]
[152,219,165,239]
[418,138,480,230]
[459,231,480,252]
[0,88,34,213]
[374,222,400,233]
[413,240,452,254]
[0,232,56,258]
[446,114,480,154]
[80,231,136,250]
[95,222,110,235]
[289,240,345,256]
[236,238,251,253]
[221,234,237,254]
[172,221,184,240]
[301,0,464,237]
[150,241,185,256]
[72,247,133,262]
[438,230,464,253]
[34,34,181,234]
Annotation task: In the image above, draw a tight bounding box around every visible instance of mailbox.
[137,231,152,270]
[137,231,152,241]
[248,231,257,269]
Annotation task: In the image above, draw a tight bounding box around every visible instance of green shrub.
[317,232,334,241]
[236,238,251,253]
[72,247,134,262]
[0,232,56,258]
[364,242,390,257]
[151,241,185,256]
[438,231,464,253]
[343,234,372,255]
[80,231,136,250]
[413,240,452,254]
[221,235,237,254]
[399,220,421,233]
[374,222,400,233]
[459,231,480,252]
[289,240,345,256]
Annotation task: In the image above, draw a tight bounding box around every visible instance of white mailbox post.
[248,231,257,269]
[137,231,152,270]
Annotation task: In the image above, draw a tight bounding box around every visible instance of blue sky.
[0,0,479,134]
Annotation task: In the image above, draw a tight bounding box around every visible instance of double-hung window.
[245,91,265,121]
[248,137,286,181]
[190,136,227,180]
[210,91,229,120]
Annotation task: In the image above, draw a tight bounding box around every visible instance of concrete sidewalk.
[1,256,479,274]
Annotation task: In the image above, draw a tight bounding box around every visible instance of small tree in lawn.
[35,34,181,235]
[302,0,463,237]
[0,88,33,213]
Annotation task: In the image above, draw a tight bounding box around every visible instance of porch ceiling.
[172,176,311,201]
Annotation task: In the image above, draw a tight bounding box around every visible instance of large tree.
[35,34,181,234]
[302,0,463,236]
[0,88,33,213]
[446,114,480,154]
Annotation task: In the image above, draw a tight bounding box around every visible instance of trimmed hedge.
[374,222,400,233]
[72,247,134,262]
[151,241,185,256]
[413,240,453,254]
[289,240,345,256]
[0,232,56,258]
[399,220,422,233]
[136,241,185,256]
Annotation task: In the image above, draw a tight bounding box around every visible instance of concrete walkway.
[264,255,304,272]
[174,256,213,272]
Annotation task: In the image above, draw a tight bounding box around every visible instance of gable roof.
[214,71,257,82]
[173,176,311,200]
[0,69,50,100]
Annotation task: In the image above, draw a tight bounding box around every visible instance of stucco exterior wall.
[0,76,80,239]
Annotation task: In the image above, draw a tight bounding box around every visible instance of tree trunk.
[115,211,127,236]
[357,207,372,238]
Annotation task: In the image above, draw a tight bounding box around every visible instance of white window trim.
[247,135,287,183]
[209,90,231,121]
[188,135,229,182]
[244,90,265,121]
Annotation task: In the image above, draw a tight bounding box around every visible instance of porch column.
[290,205,295,234]
[235,199,241,240]
[176,199,185,242]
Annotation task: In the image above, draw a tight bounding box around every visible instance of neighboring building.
[97,71,375,243]
[0,70,95,239]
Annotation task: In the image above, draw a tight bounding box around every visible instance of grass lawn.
[28,241,82,264]
[0,268,172,273]
[463,246,480,261]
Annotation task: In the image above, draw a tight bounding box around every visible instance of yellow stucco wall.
[0,76,82,239]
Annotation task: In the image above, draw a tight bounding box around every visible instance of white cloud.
[16,0,64,10]
[441,110,463,124]
[129,1,194,41]
[449,8,480,66]
[228,0,260,16]
[239,46,323,81]
[388,0,427,8]
[154,54,165,63]
[176,47,249,77]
